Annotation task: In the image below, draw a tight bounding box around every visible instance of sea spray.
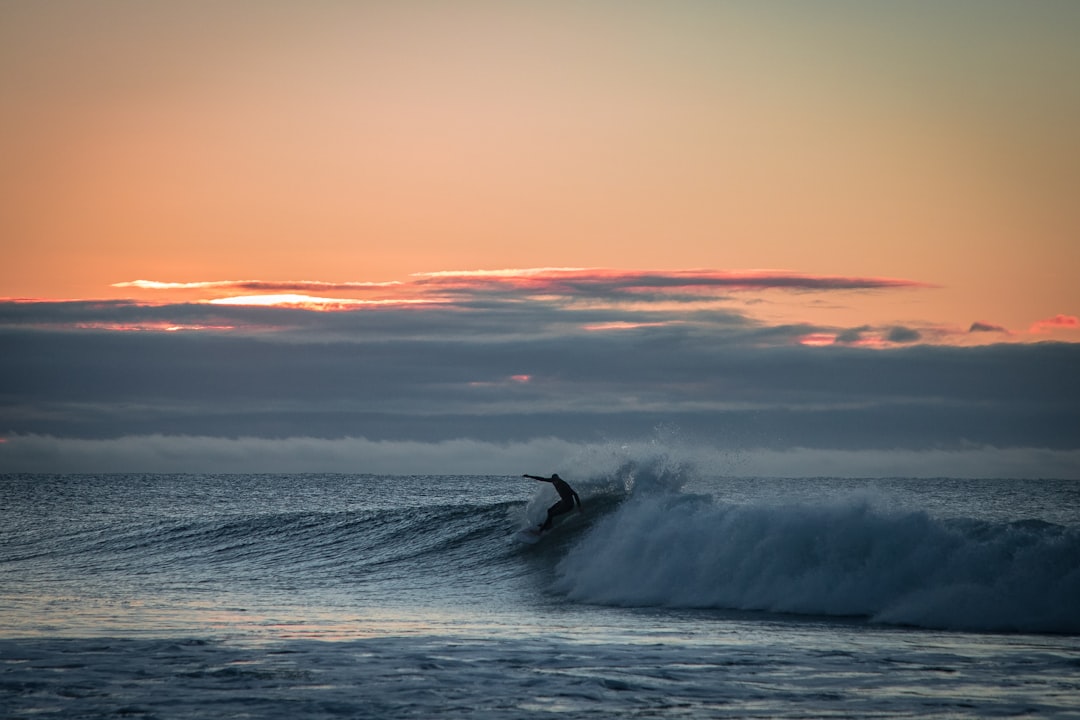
[519,441,699,528]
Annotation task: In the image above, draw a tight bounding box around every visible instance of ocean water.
[2,457,1079,718]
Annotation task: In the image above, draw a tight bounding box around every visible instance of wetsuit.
[524,474,581,531]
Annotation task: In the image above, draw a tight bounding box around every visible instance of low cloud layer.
[2,268,1077,476]
[2,434,1077,479]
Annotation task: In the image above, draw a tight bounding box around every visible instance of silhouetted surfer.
[523,473,582,532]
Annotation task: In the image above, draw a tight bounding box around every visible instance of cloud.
[108,268,930,310]
[970,321,1008,333]
[0,434,580,474]
[207,294,441,310]
[7,268,936,343]
[2,269,1077,476]
[411,268,931,303]
[830,325,925,347]
[1,321,1077,454]
[411,268,929,291]
[885,326,921,343]
[113,279,402,292]
[1,434,1076,478]
[835,326,871,344]
[1030,314,1080,334]
[731,446,1080,480]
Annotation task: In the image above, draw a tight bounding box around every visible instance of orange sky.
[2,1,1078,337]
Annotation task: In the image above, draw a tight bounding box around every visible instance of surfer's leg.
[540,505,557,531]
[541,499,572,531]
[540,505,554,530]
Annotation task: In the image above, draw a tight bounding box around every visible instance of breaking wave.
[553,491,1080,634]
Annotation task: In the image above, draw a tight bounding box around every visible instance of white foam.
[554,493,1080,633]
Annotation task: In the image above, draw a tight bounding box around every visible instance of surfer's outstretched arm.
[522,474,550,482]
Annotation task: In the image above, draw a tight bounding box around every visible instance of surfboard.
[513,528,544,544]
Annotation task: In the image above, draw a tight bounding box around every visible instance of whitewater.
[2,455,1079,718]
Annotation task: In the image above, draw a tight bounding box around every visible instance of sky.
[1,1,1078,477]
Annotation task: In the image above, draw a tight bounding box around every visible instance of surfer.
[523,473,582,532]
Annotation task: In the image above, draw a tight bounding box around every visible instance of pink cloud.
[582,321,675,332]
[468,374,534,388]
[72,322,237,332]
[798,333,836,347]
[1030,314,1080,334]
[114,279,401,292]
[113,268,930,317]
[117,268,929,304]
[205,294,441,311]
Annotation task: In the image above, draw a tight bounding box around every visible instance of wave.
[9,465,1076,635]
[552,492,1080,634]
[1,500,528,591]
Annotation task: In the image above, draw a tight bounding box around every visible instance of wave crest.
[553,494,1080,633]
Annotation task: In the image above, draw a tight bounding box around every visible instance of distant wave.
[553,493,1080,634]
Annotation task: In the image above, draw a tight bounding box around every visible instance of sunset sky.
[2,1,1078,476]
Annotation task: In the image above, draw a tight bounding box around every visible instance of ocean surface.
[3,456,1079,718]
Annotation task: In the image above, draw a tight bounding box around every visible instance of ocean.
[2,456,1079,718]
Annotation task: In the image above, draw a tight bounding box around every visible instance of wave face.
[553,492,1080,634]
[0,474,534,616]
